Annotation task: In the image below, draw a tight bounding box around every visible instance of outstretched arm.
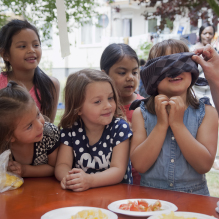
[192,44,219,113]
[130,95,169,173]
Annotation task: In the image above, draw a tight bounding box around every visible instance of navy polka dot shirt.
[60,118,133,184]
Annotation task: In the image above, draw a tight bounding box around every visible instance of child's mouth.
[169,77,182,82]
[25,57,37,63]
[102,112,112,117]
[36,132,43,138]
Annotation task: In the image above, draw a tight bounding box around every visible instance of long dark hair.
[146,39,199,114]
[199,23,216,43]
[100,43,139,74]
[0,81,35,153]
[59,69,124,129]
[0,19,55,119]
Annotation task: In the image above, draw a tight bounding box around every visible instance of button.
[171,159,174,163]
[170,183,173,187]
[171,136,175,140]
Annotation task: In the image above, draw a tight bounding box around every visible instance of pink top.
[0,73,41,110]
[122,93,144,123]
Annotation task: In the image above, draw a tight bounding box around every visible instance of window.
[81,19,103,45]
[112,18,132,37]
[148,19,157,33]
[122,18,132,37]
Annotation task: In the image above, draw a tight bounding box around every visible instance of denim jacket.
[139,97,211,195]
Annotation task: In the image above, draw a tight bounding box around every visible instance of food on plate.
[119,200,161,212]
[70,209,108,219]
[158,211,197,219]
[5,173,23,188]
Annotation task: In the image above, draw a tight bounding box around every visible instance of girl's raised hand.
[155,94,169,129]
[65,168,91,192]
[7,161,25,177]
[168,96,186,128]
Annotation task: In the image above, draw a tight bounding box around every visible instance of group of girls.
[0,19,218,196]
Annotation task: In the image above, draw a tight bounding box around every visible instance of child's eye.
[27,124,33,130]
[94,100,101,104]
[108,96,114,100]
[34,44,40,47]
[18,45,25,48]
[118,72,125,75]
[133,71,138,75]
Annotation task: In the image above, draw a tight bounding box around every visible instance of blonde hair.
[59,69,125,129]
[145,39,199,114]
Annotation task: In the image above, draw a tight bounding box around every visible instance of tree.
[135,0,219,31]
[0,0,100,43]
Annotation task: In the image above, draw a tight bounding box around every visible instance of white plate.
[108,199,178,217]
[41,206,118,219]
[148,211,217,219]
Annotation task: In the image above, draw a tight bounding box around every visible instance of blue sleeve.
[198,97,211,127]
[60,128,73,147]
[112,118,132,146]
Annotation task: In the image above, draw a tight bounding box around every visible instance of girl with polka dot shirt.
[55,69,133,192]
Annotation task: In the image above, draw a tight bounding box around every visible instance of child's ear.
[10,136,16,143]
[1,51,9,62]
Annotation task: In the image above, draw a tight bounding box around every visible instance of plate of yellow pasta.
[148,211,217,219]
[41,206,118,219]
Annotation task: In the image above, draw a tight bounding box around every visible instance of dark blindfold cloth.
[130,52,208,111]
[140,52,200,96]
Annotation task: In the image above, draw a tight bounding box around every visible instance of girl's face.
[78,81,116,128]
[108,56,139,99]
[11,103,45,144]
[157,47,192,98]
[201,26,214,46]
[6,28,42,73]
[157,72,192,98]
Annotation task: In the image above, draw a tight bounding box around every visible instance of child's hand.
[65,168,91,192]
[60,176,68,189]
[7,161,25,177]
[155,94,169,129]
[168,96,185,127]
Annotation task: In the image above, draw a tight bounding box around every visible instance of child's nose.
[127,73,134,81]
[37,116,45,130]
[28,46,35,53]
[105,101,112,109]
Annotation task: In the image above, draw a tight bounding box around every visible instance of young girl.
[55,69,133,192]
[130,39,218,195]
[100,43,144,185]
[0,19,60,122]
[0,81,60,177]
[100,43,144,123]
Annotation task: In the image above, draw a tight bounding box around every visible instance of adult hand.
[192,44,219,82]
[192,44,219,113]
